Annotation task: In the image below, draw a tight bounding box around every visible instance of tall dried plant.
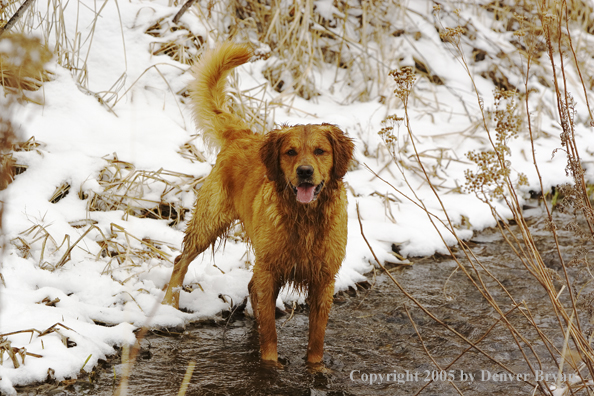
[370,2,594,394]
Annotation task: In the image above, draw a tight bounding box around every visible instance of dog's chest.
[275,219,328,281]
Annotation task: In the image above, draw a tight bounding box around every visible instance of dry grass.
[0,33,51,102]
[0,136,42,191]
[146,17,204,66]
[8,152,197,273]
[0,39,81,367]
[0,324,73,369]
[371,2,594,395]
[86,154,199,226]
[0,33,49,190]
[1,36,46,282]
[228,0,403,103]
[11,217,179,276]
[1,0,130,110]
[0,9,190,282]
[140,0,408,132]
[8,153,199,274]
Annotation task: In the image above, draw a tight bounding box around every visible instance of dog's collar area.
[291,180,325,203]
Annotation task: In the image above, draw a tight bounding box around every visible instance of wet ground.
[17,208,594,395]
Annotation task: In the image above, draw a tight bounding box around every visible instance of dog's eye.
[314,148,325,155]
[286,149,297,156]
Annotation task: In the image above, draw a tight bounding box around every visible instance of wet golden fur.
[162,42,354,364]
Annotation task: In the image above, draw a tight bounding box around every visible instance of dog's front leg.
[306,279,335,364]
[251,270,279,362]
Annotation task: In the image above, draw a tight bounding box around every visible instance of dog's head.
[260,123,354,204]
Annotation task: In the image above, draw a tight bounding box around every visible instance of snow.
[1,0,593,393]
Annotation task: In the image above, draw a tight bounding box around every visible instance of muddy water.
[18,210,594,395]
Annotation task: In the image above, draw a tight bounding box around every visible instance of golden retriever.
[163,42,354,365]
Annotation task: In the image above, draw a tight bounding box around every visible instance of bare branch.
[172,0,198,25]
[0,0,37,38]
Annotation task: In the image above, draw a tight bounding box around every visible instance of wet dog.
[162,42,354,364]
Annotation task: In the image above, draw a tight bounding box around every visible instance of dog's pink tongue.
[296,184,315,203]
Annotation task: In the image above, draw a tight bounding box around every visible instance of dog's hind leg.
[163,175,236,308]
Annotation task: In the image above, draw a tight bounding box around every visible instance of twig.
[281,301,296,327]
[54,225,96,268]
[172,0,198,25]
[177,360,196,396]
[0,0,36,38]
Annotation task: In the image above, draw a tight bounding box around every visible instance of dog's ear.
[324,124,354,180]
[260,131,285,184]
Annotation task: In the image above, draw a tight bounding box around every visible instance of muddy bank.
[17,210,594,395]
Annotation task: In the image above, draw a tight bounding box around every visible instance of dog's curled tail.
[188,42,253,150]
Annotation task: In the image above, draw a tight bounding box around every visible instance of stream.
[17,208,594,395]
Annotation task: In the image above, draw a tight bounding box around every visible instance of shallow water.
[18,210,594,395]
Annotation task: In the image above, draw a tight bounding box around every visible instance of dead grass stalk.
[368,2,594,394]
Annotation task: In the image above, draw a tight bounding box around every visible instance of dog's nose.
[296,165,314,179]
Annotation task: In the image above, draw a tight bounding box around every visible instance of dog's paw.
[261,358,285,370]
[306,361,332,374]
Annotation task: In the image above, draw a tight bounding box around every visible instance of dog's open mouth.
[292,181,324,203]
